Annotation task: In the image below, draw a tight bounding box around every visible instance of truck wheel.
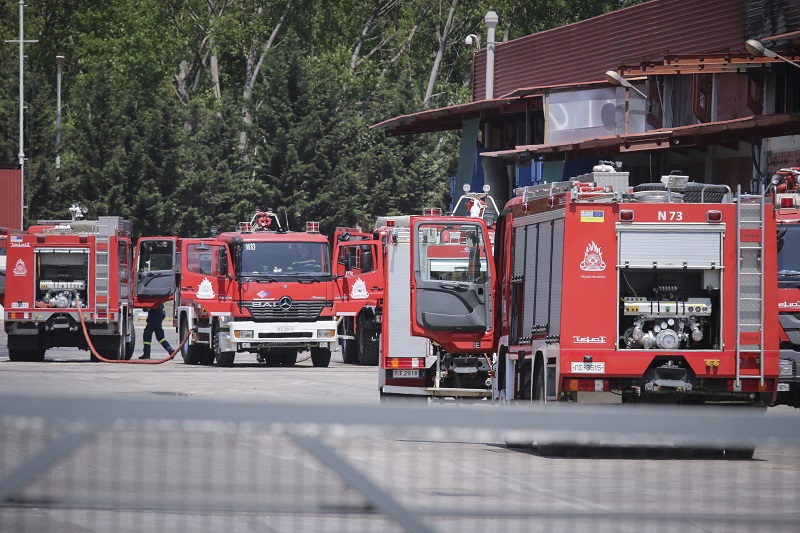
[310,347,331,367]
[216,351,235,367]
[356,314,379,366]
[725,447,755,459]
[8,348,25,362]
[124,320,135,360]
[198,347,215,366]
[533,368,545,404]
[279,350,297,366]
[180,320,201,365]
[342,339,358,364]
[100,334,125,361]
[8,348,43,362]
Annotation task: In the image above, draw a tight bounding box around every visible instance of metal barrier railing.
[0,396,798,532]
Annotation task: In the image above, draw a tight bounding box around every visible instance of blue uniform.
[140,304,173,359]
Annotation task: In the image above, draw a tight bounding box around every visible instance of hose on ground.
[77,305,195,365]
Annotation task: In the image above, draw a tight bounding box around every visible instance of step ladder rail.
[735,185,766,388]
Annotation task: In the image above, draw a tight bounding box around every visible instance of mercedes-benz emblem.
[279,296,293,310]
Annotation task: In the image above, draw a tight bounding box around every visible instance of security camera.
[465,35,474,46]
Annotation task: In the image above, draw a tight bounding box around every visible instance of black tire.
[725,447,755,460]
[216,351,235,367]
[533,366,545,404]
[356,314,379,366]
[310,347,331,367]
[180,319,202,365]
[682,183,728,203]
[8,348,25,362]
[124,318,135,360]
[281,350,297,366]
[198,346,215,366]
[8,348,44,362]
[100,334,125,361]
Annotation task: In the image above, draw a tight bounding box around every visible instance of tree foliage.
[0,0,642,237]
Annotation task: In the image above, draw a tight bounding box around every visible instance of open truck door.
[134,237,178,306]
[409,218,494,350]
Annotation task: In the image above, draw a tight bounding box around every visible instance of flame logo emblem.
[580,241,606,272]
[196,277,216,299]
[350,278,369,300]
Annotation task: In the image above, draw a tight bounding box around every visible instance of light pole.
[604,70,648,98]
[56,55,64,175]
[745,39,800,70]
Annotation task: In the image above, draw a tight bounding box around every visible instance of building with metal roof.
[372,0,800,210]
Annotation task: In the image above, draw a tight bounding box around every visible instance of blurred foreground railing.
[0,395,799,533]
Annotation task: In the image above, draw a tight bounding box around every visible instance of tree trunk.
[424,0,459,105]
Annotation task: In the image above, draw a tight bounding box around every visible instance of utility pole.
[5,0,38,228]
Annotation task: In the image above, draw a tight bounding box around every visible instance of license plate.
[393,370,419,378]
[571,362,605,374]
[778,383,790,392]
[276,326,295,333]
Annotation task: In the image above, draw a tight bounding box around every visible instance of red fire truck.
[492,170,778,409]
[768,167,800,407]
[333,227,384,365]
[377,188,500,401]
[135,210,338,367]
[3,206,136,361]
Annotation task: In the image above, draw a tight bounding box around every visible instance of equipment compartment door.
[134,237,178,299]
[410,219,493,341]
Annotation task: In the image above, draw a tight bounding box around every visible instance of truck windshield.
[241,241,331,276]
[778,224,800,285]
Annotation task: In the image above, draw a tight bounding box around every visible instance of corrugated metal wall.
[0,168,23,230]
[473,0,800,101]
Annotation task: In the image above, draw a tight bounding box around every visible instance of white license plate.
[393,370,420,378]
[571,362,605,374]
[778,383,790,392]
[276,326,295,333]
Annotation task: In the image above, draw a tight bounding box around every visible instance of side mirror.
[218,247,229,276]
[231,237,243,279]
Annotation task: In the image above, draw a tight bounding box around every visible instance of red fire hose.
[77,306,194,364]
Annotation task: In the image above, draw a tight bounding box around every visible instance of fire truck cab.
[492,170,778,407]
[333,227,384,365]
[769,167,800,407]
[134,211,338,367]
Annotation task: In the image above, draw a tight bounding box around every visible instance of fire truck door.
[334,238,383,312]
[134,237,178,298]
[410,220,493,341]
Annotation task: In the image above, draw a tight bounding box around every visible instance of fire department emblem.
[256,290,269,299]
[350,278,369,300]
[580,241,606,272]
[196,277,216,299]
[13,259,27,276]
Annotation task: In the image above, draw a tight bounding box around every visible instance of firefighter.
[290,243,318,271]
[139,304,174,359]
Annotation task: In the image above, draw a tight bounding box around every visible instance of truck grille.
[241,301,332,322]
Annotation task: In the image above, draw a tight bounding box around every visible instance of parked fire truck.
[333,226,383,365]
[4,205,136,361]
[377,187,500,401]
[135,210,338,367]
[768,167,800,407]
[492,169,778,409]
[382,168,779,411]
